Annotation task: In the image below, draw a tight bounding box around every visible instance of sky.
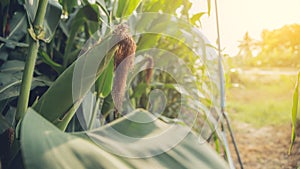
[191,0,300,56]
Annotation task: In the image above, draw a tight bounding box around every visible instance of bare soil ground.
[229,122,300,169]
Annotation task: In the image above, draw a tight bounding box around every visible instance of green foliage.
[25,0,62,42]
[33,44,117,130]
[116,0,141,18]
[95,58,114,98]
[21,108,229,169]
[0,0,229,168]
[191,12,206,26]
[16,0,59,121]
[289,72,300,155]
[0,13,27,49]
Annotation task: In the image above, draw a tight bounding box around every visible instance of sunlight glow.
[191,0,300,56]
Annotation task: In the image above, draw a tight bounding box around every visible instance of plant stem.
[16,0,49,121]
[88,96,103,130]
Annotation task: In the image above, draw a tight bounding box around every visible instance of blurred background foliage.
[229,24,300,68]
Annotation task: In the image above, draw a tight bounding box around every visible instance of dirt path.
[229,122,300,169]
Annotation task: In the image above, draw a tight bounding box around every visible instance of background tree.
[234,24,300,68]
[237,32,254,62]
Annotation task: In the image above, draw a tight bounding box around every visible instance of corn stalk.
[16,0,48,121]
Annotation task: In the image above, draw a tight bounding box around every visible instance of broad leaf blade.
[0,12,27,49]
[116,0,141,18]
[0,60,25,72]
[43,0,62,43]
[0,72,22,101]
[33,37,118,130]
[21,108,125,169]
[24,0,39,22]
[64,4,100,65]
[22,108,230,169]
[95,58,114,98]
[0,71,50,101]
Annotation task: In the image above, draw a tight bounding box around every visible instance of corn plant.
[0,0,232,168]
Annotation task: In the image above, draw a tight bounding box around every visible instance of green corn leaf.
[289,71,300,155]
[116,0,141,18]
[0,12,27,49]
[136,34,160,51]
[190,12,205,26]
[43,0,63,42]
[0,71,51,101]
[96,0,109,22]
[63,4,101,66]
[95,57,114,98]
[59,0,78,14]
[292,73,299,129]
[0,60,25,72]
[0,36,29,48]
[33,38,118,130]
[21,108,230,169]
[115,0,125,17]
[39,50,64,74]
[131,83,148,99]
[21,108,123,169]
[24,0,39,22]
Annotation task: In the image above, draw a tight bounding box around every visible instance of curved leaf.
[64,4,101,66]
[0,71,51,101]
[116,0,141,18]
[190,12,205,26]
[0,12,27,49]
[24,0,39,23]
[43,0,62,43]
[33,37,118,130]
[289,72,300,154]
[22,108,230,169]
[21,108,124,169]
[39,50,63,74]
[0,60,25,72]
